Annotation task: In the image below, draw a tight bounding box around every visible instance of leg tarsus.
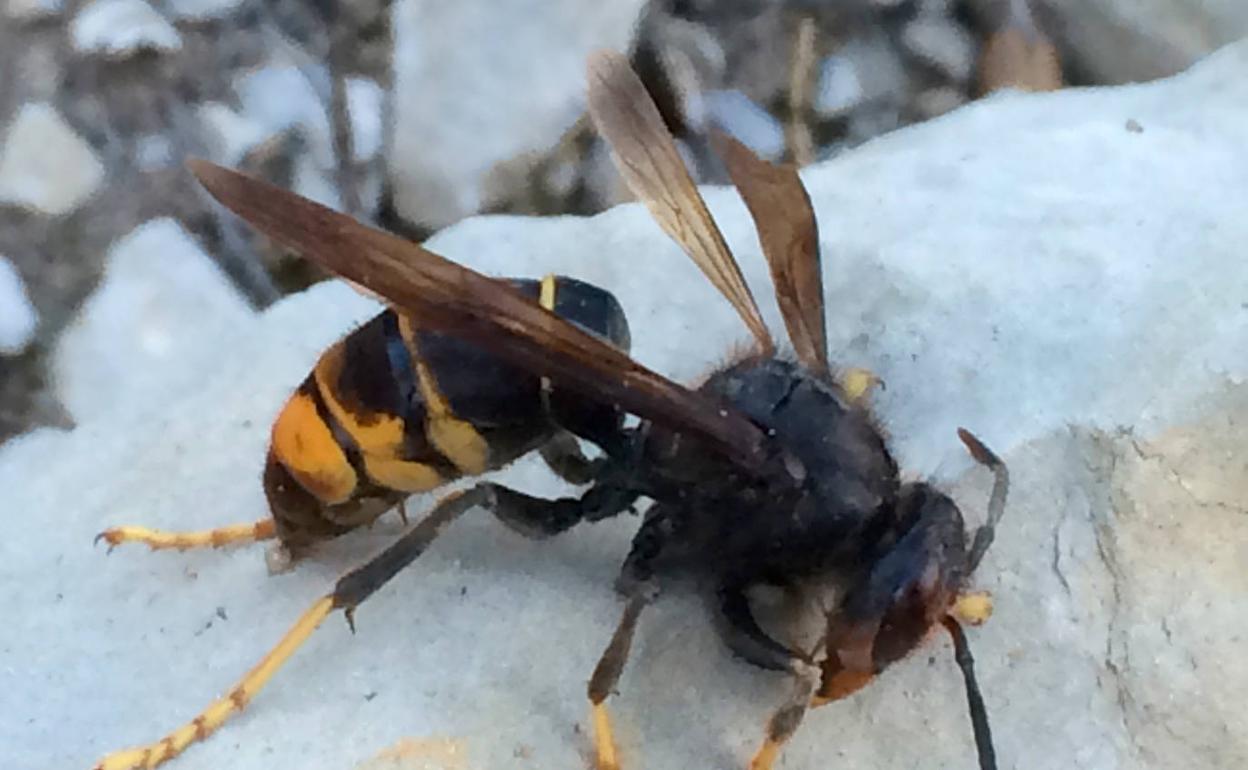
[587,590,653,770]
[96,480,634,770]
[588,592,650,705]
[92,596,335,770]
[749,660,820,770]
[94,519,277,553]
[585,511,673,770]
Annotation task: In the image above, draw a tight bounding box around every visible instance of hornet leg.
[715,580,822,770]
[93,481,631,770]
[96,518,277,552]
[586,508,673,770]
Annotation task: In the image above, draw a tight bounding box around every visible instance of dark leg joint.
[539,432,605,486]
[330,485,496,622]
[491,486,585,539]
[588,593,649,704]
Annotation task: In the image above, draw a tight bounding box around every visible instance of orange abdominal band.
[270,391,357,504]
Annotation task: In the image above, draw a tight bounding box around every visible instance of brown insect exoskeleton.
[94,51,1009,770]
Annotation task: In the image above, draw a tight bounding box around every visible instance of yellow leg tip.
[952,591,994,625]
[93,744,169,770]
[591,703,619,770]
[94,520,276,552]
[749,739,781,770]
[92,595,335,770]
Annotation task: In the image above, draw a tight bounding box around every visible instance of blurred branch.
[978,0,1063,94]
[785,14,817,167]
[257,0,362,217]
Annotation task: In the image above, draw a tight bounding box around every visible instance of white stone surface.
[815,53,865,117]
[4,41,1248,770]
[390,0,647,228]
[814,32,908,133]
[347,77,385,163]
[235,65,333,165]
[0,103,105,216]
[197,102,273,167]
[71,0,183,58]
[0,255,37,354]
[134,133,175,170]
[51,218,254,423]
[702,90,785,162]
[900,13,977,83]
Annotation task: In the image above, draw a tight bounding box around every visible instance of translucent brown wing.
[188,160,766,470]
[585,49,774,355]
[712,131,828,377]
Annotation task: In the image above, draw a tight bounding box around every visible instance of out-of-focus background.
[1,0,1243,444]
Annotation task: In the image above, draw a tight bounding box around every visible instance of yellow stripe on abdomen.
[540,274,557,311]
[397,315,491,476]
[362,455,445,492]
[270,391,358,505]
[312,343,408,458]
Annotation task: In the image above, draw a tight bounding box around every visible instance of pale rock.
[347,77,385,163]
[901,13,977,83]
[815,53,865,117]
[0,103,105,216]
[51,218,254,423]
[134,133,174,170]
[1039,0,1248,83]
[0,255,37,355]
[390,0,647,228]
[232,66,384,212]
[197,102,274,167]
[702,90,786,161]
[3,0,63,19]
[913,85,966,118]
[4,41,1248,770]
[292,152,343,210]
[166,0,243,21]
[846,102,903,146]
[71,0,183,58]
[233,68,384,208]
[815,33,908,121]
[235,65,333,168]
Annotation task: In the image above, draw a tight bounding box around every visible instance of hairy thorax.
[646,356,902,581]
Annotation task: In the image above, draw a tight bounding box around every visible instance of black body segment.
[639,357,900,581]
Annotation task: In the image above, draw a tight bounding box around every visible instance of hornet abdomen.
[264,276,630,552]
